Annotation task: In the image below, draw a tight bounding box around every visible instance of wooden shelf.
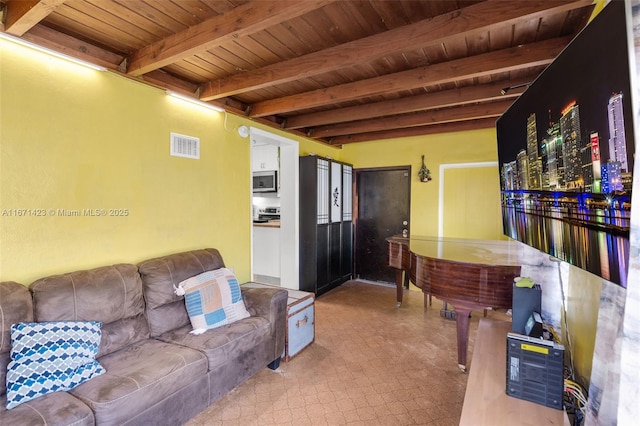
[460,318,570,426]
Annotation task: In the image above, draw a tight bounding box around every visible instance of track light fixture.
[500,82,531,95]
[166,90,224,112]
[500,82,532,95]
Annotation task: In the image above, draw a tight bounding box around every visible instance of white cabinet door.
[253,226,280,278]
[251,146,265,171]
[252,145,279,171]
[263,145,279,170]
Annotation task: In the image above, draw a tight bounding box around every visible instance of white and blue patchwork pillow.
[6,321,106,410]
[174,268,251,334]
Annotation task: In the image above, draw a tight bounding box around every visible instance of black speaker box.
[512,284,542,334]
[506,332,564,409]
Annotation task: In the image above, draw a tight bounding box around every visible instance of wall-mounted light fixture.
[418,155,432,182]
[166,90,224,112]
[237,125,249,138]
[0,32,107,72]
[500,82,531,95]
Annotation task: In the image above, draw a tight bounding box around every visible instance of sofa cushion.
[70,339,207,425]
[29,264,150,357]
[155,316,272,371]
[138,248,226,337]
[0,391,95,426]
[176,268,250,334]
[6,321,105,409]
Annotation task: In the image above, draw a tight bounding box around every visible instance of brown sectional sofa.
[0,248,287,426]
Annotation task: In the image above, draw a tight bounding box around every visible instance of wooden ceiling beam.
[200,0,591,101]
[328,118,498,146]
[248,36,571,118]
[284,76,532,130]
[309,100,514,139]
[3,0,66,36]
[141,70,200,95]
[20,24,124,69]
[126,0,336,77]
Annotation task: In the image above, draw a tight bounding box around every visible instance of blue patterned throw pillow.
[6,321,105,409]
[174,268,251,334]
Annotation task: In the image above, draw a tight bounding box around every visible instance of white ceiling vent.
[170,132,200,159]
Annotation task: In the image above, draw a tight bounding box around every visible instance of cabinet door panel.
[341,221,353,279]
[342,165,353,221]
[329,222,342,284]
[316,224,330,294]
[299,156,318,293]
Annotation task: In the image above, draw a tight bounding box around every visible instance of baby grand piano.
[387,235,523,372]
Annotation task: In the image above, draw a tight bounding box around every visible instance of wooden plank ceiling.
[1,0,594,146]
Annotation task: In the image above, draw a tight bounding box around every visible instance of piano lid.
[388,235,527,266]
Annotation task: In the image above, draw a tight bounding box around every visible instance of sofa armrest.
[241,287,287,362]
[242,287,287,322]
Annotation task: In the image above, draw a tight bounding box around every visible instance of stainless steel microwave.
[253,171,277,193]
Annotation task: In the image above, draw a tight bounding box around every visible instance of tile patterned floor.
[186,280,497,425]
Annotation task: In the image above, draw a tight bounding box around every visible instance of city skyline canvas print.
[496,1,634,287]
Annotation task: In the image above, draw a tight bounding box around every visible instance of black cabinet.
[299,156,353,295]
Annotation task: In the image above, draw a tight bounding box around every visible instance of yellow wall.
[0,40,256,284]
[442,166,503,239]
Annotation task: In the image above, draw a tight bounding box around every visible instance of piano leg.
[395,269,404,307]
[450,303,473,372]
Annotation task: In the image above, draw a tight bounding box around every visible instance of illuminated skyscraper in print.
[608,92,628,172]
[516,149,529,190]
[602,161,623,193]
[543,113,562,190]
[560,102,583,189]
[590,132,602,193]
[581,139,594,192]
[502,162,517,191]
[526,113,541,189]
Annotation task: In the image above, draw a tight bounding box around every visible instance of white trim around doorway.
[249,127,300,290]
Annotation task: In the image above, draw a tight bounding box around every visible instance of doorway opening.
[249,127,300,290]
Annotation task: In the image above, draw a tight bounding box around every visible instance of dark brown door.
[354,167,410,283]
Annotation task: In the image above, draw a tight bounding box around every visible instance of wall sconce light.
[418,155,432,182]
[237,125,249,138]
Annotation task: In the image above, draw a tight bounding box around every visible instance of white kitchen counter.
[253,219,280,228]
